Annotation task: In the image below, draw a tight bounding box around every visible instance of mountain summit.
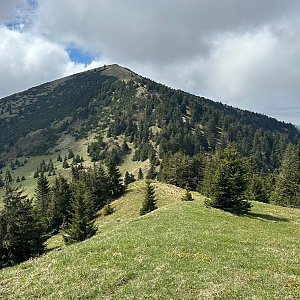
[0,64,298,171]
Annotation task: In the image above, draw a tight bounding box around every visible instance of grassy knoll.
[0,181,299,299]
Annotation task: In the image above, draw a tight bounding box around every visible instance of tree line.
[0,160,125,268]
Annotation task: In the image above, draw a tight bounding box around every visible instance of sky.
[1,1,300,124]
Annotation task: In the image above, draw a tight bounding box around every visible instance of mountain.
[0,181,299,299]
[0,64,298,170]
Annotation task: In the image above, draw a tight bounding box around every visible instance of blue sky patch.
[66,46,96,65]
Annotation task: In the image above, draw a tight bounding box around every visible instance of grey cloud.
[2,0,300,123]
[0,0,26,22]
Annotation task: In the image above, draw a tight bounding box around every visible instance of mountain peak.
[100,64,139,81]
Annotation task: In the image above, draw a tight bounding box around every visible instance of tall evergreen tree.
[48,175,73,232]
[35,172,50,218]
[62,182,96,245]
[107,160,124,198]
[140,181,157,215]
[203,145,251,214]
[138,168,144,180]
[0,185,45,268]
[272,144,300,208]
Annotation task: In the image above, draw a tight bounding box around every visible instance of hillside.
[0,64,299,167]
[0,181,299,299]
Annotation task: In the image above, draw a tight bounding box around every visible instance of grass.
[0,181,299,299]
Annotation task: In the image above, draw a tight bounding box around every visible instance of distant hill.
[0,180,299,299]
[0,64,299,170]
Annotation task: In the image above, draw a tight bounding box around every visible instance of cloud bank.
[1,0,300,123]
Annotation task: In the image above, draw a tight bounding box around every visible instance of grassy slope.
[0,181,299,300]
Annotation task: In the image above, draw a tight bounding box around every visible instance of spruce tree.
[124,171,135,186]
[107,160,124,199]
[140,181,157,215]
[35,172,50,218]
[272,144,300,208]
[203,145,251,214]
[138,168,144,180]
[62,182,96,245]
[48,175,73,232]
[0,184,45,267]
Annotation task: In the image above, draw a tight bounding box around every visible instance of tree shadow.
[246,212,290,222]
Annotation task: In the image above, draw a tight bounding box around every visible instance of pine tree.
[272,144,300,208]
[35,172,50,218]
[204,145,251,214]
[138,168,144,180]
[0,185,45,267]
[62,182,96,245]
[57,154,62,162]
[140,181,157,215]
[181,189,193,201]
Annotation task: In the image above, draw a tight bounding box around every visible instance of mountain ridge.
[0,64,298,171]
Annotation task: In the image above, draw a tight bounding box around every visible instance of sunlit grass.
[0,181,299,299]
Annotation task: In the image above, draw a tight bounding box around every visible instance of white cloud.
[0,27,104,97]
[1,0,300,123]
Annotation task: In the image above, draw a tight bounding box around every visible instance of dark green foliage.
[138,168,144,180]
[0,185,45,268]
[203,145,251,214]
[271,144,300,208]
[62,182,96,245]
[83,164,110,210]
[62,157,70,169]
[181,189,193,201]
[107,160,124,198]
[35,173,50,218]
[140,181,157,215]
[57,154,62,162]
[21,175,26,181]
[159,152,204,190]
[248,173,269,203]
[48,175,73,232]
[124,171,135,186]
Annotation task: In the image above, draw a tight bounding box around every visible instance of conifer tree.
[203,145,251,214]
[0,184,45,267]
[272,144,300,208]
[62,157,70,169]
[138,168,144,180]
[57,154,62,162]
[48,175,73,232]
[140,181,157,215]
[62,182,96,245]
[248,173,269,203]
[107,160,124,198]
[124,171,135,186]
[146,162,157,180]
[35,172,50,218]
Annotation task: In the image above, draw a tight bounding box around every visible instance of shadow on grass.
[246,212,289,222]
